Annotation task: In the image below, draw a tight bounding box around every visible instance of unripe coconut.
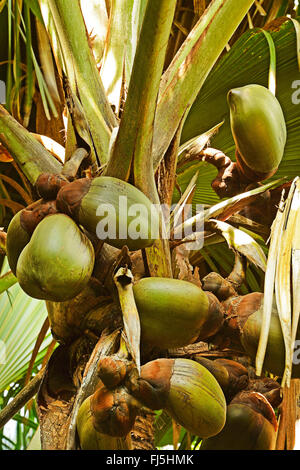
[127,358,227,439]
[239,294,300,378]
[6,199,57,274]
[133,277,224,349]
[228,84,286,181]
[16,213,95,301]
[201,391,277,450]
[6,210,31,275]
[76,396,131,449]
[56,176,160,251]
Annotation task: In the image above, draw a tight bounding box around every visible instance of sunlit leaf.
[256,178,300,386]
[179,18,300,206]
[0,258,52,392]
[209,219,267,271]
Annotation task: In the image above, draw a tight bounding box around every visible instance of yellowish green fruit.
[201,400,276,450]
[127,358,226,438]
[228,84,286,180]
[166,359,226,438]
[6,211,31,275]
[76,396,131,450]
[133,277,223,349]
[16,214,95,301]
[56,176,159,251]
[240,294,300,378]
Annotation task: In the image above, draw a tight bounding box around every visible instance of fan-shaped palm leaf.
[0,258,52,392]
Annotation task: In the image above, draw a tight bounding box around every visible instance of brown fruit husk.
[35,173,69,200]
[195,357,249,402]
[97,355,135,390]
[20,199,58,235]
[56,177,92,219]
[76,396,132,449]
[90,384,139,438]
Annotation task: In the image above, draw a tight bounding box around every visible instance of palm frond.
[0,258,52,393]
[179,17,300,206]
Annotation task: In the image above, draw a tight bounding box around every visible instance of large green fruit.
[228,84,286,180]
[167,359,226,438]
[56,176,159,251]
[133,277,223,349]
[6,210,31,275]
[76,396,131,449]
[127,358,227,439]
[6,199,57,275]
[201,392,277,450]
[239,294,300,378]
[16,214,95,301]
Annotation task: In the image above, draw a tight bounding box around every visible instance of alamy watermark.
[292,80,300,104]
[95,199,204,250]
[293,340,300,365]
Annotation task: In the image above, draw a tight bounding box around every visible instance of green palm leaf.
[177,17,300,206]
[0,258,52,392]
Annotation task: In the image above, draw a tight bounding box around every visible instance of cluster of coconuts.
[5,85,287,303]
[201,271,300,379]
[5,84,287,449]
[76,353,281,450]
[76,356,227,449]
[6,180,227,350]
[6,174,159,302]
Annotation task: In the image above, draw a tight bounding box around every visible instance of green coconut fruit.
[133,277,224,349]
[126,358,227,439]
[201,392,277,450]
[228,84,287,181]
[16,213,95,301]
[76,396,131,450]
[6,199,58,275]
[56,176,160,251]
[6,210,32,275]
[239,294,300,378]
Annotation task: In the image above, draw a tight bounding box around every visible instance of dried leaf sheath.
[114,267,141,374]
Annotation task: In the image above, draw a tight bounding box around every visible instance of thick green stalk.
[6,0,13,111]
[152,0,255,169]
[105,0,176,278]
[13,0,22,120]
[47,0,117,164]
[123,0,148,86]
[105,0,176,203]
[0,105,62,184]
